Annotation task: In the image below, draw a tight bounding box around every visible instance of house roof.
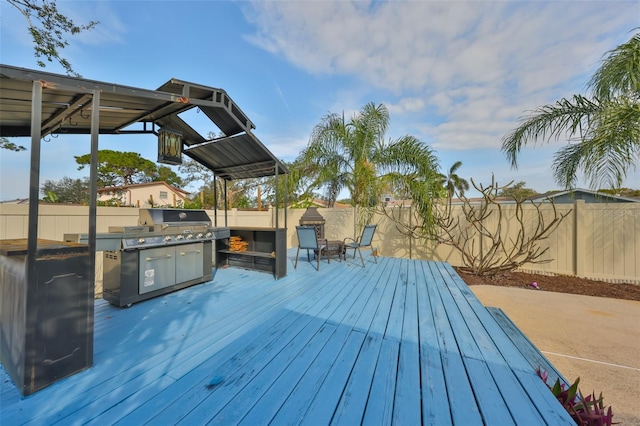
[96,181,190,196]
[309,199,352,208]
[527,188,640,203]
[0,64,287,180]
[0,198,29,204]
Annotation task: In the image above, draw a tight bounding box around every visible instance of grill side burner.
[101,209,229,307]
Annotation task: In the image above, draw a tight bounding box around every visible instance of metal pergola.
[0,63,289,304]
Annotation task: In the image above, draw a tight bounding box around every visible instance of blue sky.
[1,0,639,201]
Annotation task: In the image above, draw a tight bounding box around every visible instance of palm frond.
[588,31,640,100]
[501,95,601,168]
[551,144,583,189]
[550,98,640,189]
[584,98,640,187]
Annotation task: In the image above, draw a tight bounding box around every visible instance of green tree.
[146,165,183,187]
[300,102,440,220]
[497,181,538,201]
[597,187,640,197]
[6,0,99,76]
[40,176,90,204]
[259,159,321,208]
[41,190,58,203]
[502,31,640,189]
[0,136,26,152]
[75,150,160,187]
[178,158,213,190]
[179,158,272,208]
[439,161,470,199]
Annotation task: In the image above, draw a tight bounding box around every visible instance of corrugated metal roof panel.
[184,133,288,180]
[0,64,285,180]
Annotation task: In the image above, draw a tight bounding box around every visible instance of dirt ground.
[455,268,640,302]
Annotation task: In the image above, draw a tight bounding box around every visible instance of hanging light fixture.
[157,127,182,165]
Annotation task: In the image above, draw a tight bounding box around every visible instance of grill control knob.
[138,238,145,244]
[176,235,184,240]
[205,232,212,238]
[186,234,193,239]
[164,236,172,242]
[196,233,203,239]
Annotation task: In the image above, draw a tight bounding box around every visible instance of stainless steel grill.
[98,209,230,307]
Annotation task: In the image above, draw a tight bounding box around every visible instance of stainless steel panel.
[64,233,122,252]
[108,226,149,233]
[210,227,230,240]
[138,208,211,227]
[176,242,204,284]
[138,246,176,294]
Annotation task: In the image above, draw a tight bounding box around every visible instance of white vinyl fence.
[1,201,638,294]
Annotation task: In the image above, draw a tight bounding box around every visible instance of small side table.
[324,240,345,261]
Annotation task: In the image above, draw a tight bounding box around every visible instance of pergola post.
[275,163,279,229]
[25,80,43,307]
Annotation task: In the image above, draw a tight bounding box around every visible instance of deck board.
[1,251,574,425]
[393,260,421,425]
[361,337,400,426]
[416,261,452,426]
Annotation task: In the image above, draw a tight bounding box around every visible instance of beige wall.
[1,201,638,286]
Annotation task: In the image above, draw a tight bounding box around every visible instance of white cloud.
[243,0,638,155]
[263,133,310,160]
[386,97,425,115]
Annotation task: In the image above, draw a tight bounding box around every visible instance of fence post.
[574,200,586,278]
[409,204,413,259]
[353,205,358,240]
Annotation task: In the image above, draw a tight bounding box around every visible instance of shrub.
[536,368,616,425]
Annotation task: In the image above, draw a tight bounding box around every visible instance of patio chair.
[295,225,329,271]
[343,224,378,267]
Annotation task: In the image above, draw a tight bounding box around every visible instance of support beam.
[275,163,279,229]
[213,174,218,227]
[224,179,228,227]
[26,81,43,288]
[86,89,100,366]
[40,93,92,136]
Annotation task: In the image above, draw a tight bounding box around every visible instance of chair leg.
[316,249,321,270]
[357,247,365,267]
[295,247,300,269]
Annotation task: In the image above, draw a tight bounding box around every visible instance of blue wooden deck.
[1,252,573,425]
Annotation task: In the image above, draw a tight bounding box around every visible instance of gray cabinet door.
[139,246,176,294]
[176,242,204,284]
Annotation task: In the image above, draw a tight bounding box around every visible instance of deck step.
[486,306,568,387]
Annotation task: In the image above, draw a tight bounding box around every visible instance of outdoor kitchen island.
[99,209,230,307]
[0,239,93,396]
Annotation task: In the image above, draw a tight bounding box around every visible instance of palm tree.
[300,102,441,229]
[502,31,640,189]
[440,161,470,199]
